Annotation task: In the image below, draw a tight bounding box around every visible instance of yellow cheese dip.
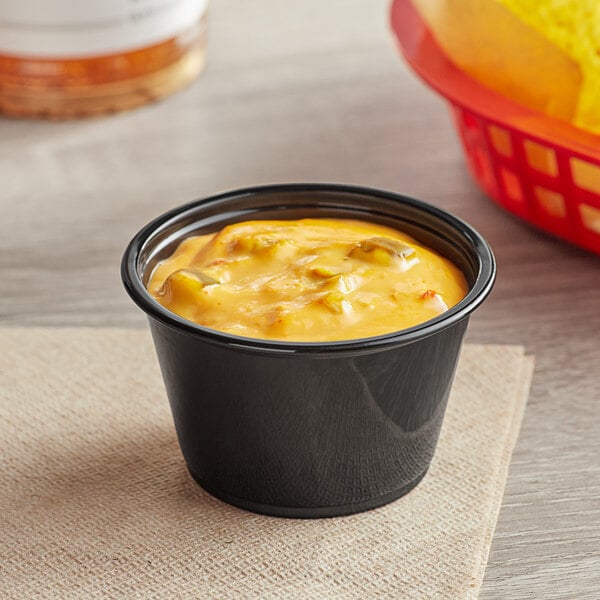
[147,218,469,341]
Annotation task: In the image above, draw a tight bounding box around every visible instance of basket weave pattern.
[453,105,600,251]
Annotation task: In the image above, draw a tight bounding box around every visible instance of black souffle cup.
[121,184,495,518]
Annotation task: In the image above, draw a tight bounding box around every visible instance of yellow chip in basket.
[498,0,600,133]
[412,0,600,133]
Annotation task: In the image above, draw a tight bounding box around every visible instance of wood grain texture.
[1,1,599,597]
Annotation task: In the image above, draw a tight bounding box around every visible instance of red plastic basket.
[390,0,600,254]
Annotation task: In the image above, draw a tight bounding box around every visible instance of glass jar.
[0,1,208,119]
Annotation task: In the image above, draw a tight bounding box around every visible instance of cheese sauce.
[147,218,468,341]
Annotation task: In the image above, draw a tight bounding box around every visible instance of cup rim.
[121,183,495,355]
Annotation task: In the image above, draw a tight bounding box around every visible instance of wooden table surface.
[2,1,599,597]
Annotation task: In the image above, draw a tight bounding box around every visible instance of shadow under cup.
[121,184,495,518]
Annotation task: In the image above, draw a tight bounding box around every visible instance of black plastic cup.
[122,184,495,518]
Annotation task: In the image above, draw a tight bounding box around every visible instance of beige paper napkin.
[0,327,533,599]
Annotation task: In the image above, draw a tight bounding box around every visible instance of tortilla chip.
[413,0,582,125]
[499,0,600,132]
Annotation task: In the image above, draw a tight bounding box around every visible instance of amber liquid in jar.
[0,1,207,119]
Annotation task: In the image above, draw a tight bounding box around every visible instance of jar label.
[0,0,208,58]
